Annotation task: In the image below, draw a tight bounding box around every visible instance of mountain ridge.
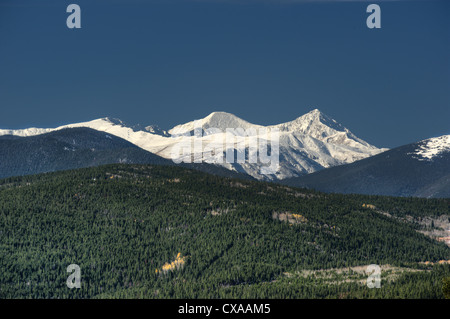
[0,127,255,180]
[0,109,387,180]
[281,134,450,198]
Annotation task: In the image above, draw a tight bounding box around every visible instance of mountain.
[169,111,262,136]
[0,109,386,180]
[167,109,386,180]
[0,127,254,180]
[281,135,450,198]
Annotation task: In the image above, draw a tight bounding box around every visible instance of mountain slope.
[281,135,450,198]
[167,109,386,180]
[0,127,253,180]
[0,163,448,298]
[0,109,387,180]
[0,127,171,179]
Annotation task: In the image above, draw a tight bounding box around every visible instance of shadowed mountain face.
[0,128,170,179]
[0,127,253,180]
[281,136,450,198]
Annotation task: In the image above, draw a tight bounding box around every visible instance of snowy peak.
[163,109,386,179]
[271,109,373,149]
[298,108,347,133]
[102,117,125,126]
[170,109,347,137]
[203,111,255,129]
[412,135,450,161]
[169,111,260,136]
[274,109,347,136]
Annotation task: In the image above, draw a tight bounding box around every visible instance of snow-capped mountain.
[410,135,450,161]
[282,134,450,198]
[169,111,262,136]
[0,109,387,180]
[166,110,387,179]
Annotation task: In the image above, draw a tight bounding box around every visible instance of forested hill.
[280,138,450,198]
[0,164,449,298]
[0,127,253,181]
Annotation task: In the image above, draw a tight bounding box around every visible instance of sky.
[0,0,449,148]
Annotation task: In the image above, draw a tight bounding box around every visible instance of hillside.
[0,127,253,180]
[281,137,450,198]
[0,127,169,178]
[0,164,448,298]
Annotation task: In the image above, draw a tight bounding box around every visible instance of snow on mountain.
[144,125,170,137]
[0,118,176,155]
[269,109,387,169]
[411,135,450,161]
[0,126,52,137]
[0,110,388,180]
[169,111,262,137]
[271,109,373,148]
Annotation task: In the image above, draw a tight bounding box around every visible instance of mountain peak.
[306,108,322,116]
[205,111,235,118]
[297,108,337,125]
[169,111,259,135]
[203,111,249,123]
[413,134,450,161]
[101,117,125,126]
[273,109,344,135]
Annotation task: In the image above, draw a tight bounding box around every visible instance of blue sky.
[0,0,448,148]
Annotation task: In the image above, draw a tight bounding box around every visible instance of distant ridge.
[0,127,254,180]
[281,135,450,198]
[0,109,387,180]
